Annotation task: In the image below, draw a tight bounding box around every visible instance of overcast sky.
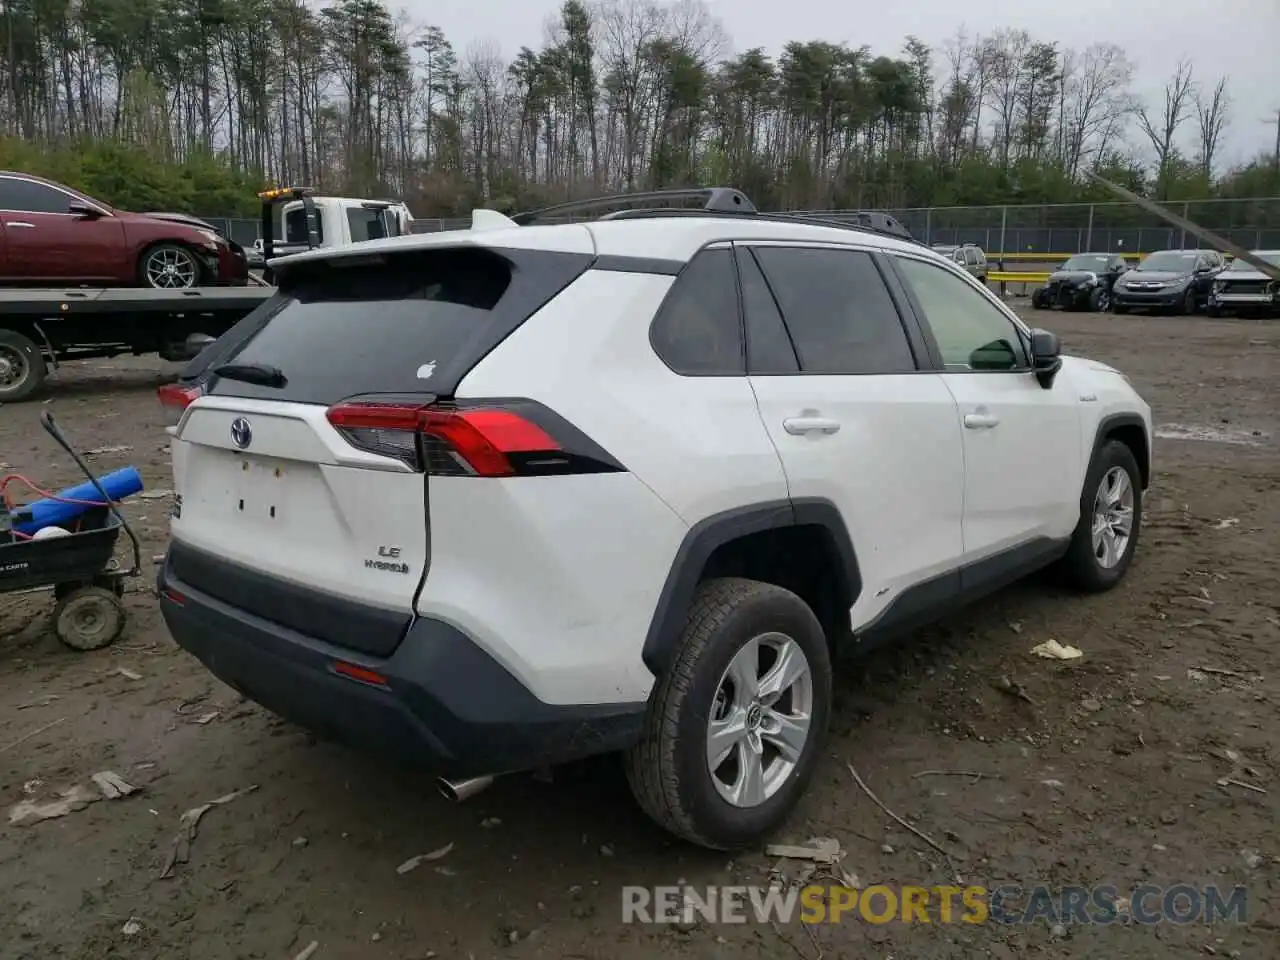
[400,0,1280,171]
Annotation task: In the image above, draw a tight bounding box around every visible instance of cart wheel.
[53,586,126,651]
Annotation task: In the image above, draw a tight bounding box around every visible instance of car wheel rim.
[1091,466,1135,569]
[1098,291,1110,312]
[146,248,197,288]
[0,344,28,389]
[706,632,814,808]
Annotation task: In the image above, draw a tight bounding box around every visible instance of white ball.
[32,526,72,539]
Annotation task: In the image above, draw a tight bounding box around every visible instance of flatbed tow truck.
[0,187,324,402]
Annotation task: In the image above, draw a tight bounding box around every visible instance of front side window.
[895,256,1028,372]
[0,177,74,214]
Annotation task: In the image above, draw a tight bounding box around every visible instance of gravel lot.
[1,308,1278,960]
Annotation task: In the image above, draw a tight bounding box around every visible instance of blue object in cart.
[9,466,144,535]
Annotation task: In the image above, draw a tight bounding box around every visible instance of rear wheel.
[625,578,832,850]
[0,328,46,402]
[1060,440,1142,593]
[140,244,201,289]
[1030,288,1047,309]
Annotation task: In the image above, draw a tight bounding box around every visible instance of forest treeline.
[0,0,1277,218]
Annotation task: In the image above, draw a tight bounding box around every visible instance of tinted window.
[738,248,799,374]
[0,177,73,214]
[650,248,744,376]
[284,206,324,244]
[965,248,980,265]
[895,256,1028,371]
[752,247,916,375]
[211,248,520,405]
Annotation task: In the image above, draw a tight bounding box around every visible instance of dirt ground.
[2,307,1278,960]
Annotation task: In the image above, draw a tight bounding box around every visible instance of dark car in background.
[0,172,249,289]
[1111,249,1224,315]
[1031,252,1127,312]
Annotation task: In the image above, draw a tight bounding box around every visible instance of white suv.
[156,189,1152,851]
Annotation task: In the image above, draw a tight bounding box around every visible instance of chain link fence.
[204,197,1280,256]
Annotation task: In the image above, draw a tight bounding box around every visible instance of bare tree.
[1136,58,1195,197]
[1060,43,1133,174]
[1194,76,1229,178]
[983,29,1031,167]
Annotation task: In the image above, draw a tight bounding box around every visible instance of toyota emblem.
[230,417,253,449]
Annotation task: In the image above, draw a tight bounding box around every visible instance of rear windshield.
[208,247,590,405]
[284,205,323,244]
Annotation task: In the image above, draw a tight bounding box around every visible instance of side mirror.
[68,201,102,219]
[1029,328,1062,389]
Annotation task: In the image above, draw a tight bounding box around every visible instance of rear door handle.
[963,413,1000,429]
[783,416,841,436]
[6,221,34,228]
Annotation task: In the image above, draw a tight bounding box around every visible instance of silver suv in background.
[932,243,988,283]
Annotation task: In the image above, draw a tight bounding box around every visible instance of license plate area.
[232,454,292,524]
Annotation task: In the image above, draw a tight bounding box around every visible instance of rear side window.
[750,246,916,375]
[738,248,799,374]
[209,247,591,405]
[650,248,744,375]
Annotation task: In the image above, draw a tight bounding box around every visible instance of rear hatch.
[168,241,595,657]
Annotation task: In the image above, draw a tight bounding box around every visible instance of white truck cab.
[275,196,414,256]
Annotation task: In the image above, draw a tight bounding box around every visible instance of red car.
[0,172,249,288]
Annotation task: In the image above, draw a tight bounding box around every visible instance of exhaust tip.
[437,775,494,803]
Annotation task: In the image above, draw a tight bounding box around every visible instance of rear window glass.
[284,206,323,244]
[210,249,516,406]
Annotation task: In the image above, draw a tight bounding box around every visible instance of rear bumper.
[158,546,646,777]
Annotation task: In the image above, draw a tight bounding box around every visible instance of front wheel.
[1060,440,1143,592]
[140,244,201,289]
[1089,286,1111,313]
[1180,287,1197,315]
[625,578,832,850]
[1030,288,1047,309]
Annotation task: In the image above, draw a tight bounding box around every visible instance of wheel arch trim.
[640,497,862,676]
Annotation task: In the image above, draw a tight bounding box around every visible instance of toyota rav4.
[155,189,1152,851]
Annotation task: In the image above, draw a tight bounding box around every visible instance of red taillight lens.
[325,401,560,476]
[157,384,203,428]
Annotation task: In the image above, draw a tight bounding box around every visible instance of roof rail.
[510,187,756,226]
[596,207,923,245]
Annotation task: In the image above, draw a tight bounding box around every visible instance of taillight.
[157,383,203,429]
[325,400,562,477]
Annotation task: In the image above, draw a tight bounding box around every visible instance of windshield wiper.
[213,362,288,388]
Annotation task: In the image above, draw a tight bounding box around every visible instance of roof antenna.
[470,208,519,232]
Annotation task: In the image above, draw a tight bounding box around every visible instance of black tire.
[1089,286,1110,313]
[1030,288,1046,309]
[0,328,47,402]
[1180,286,1197,315]
[139,243,203,289]
[625,577,832,850]
[1060,440,1143,593]
[53,586,127,651]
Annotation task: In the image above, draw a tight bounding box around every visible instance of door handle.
[963,413,1000,429]
[6,221,34,228]
[783,416,841,436]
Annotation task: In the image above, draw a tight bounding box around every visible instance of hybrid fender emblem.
[365,545,410,574]
[230,417,253,449]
